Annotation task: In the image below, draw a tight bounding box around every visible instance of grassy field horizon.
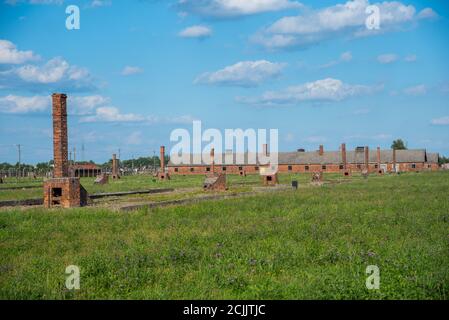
[0,171,448,299]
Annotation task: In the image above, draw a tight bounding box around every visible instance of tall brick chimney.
[377,147,381,168]
[160,146,165,173]
[210,148,215,173]
[341,143,347,170]
[112,153,118,177]
[364,146,369,171]
[319,145,324,156]
[51,93,69,178]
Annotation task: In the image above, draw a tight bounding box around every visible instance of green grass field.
[0,171,448,299]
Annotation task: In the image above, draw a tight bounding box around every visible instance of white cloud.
[417,8,438,20]
[15,57,68,83]
[90,0,111,7]
[0,40,39,64]
[80,107,146,123]
[121,66,143,76]
[5,0,63,4]
[79,105,197,124]
[340,51,353,62]
[431,116,449,126]
[319,51,352,68]
[403,84,426,96]
[237,78,382,106]
[178,25,212,38]
[177,0,302,18]
[253,0,436,50]
[0,94,50,113]
[0,57,97,91]
[377,53,398,64]
[69,95,110,115]
[195,60,285,87]
[404,54,417,62]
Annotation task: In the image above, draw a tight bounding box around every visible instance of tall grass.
[0,172,448,299]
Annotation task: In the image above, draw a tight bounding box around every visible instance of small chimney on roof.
[319,145,324,156]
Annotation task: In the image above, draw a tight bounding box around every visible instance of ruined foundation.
[203,173,227,191]
[44,177,88,208]
[311,172,323,185]
[262,173,278,186]
[94,173,109,185]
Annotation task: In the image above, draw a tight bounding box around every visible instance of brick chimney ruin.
[319,145,324,156]
[157,145,170,180]
[43,93,88,208]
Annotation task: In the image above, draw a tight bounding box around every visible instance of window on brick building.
[206,167,210,172]
[322,165,326,170]
[190,167,194,172]
[305,166,309,171]
[174,168,178,172]
[255,166,259,171]
[339,165,344,170]
[375,164,378,169]
[357,164,361,169]
[239,166,243,171]
[411,164,416,169]
[288,165,292,171]
[222,167,226,171]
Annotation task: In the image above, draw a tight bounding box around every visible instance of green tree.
[438,155,449,165]
[391,139,407,150]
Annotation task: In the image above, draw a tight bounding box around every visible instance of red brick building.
[167,145,439,175]
[69,163,101,177]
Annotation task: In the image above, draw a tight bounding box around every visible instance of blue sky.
[0,0,448,164]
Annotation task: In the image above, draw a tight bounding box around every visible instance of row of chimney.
[319,144,396,169]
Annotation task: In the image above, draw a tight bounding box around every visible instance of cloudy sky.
[0,0,448,164]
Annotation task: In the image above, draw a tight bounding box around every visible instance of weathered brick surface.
[169,162,436,175]
[158,146,170,180]
[44,93,87,208]
[52,94,68,178]
[112,153,120,179]
[43,177,88,208]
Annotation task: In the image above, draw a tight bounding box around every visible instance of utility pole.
[153,150,155,172]
[81,143,85,162]
[73,147,76,164]
[118,148,121,173]
[16,144,21,178]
